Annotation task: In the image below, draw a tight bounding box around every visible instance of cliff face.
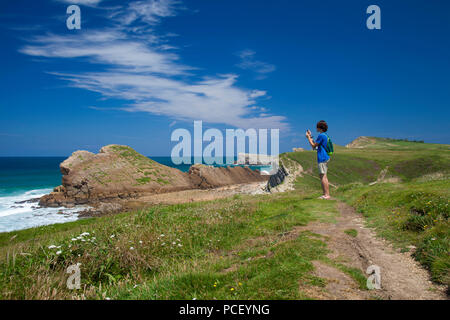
[39,145,268,207]
[266,165,289,191]
[188,164,268,189]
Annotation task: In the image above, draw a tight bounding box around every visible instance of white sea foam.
[0,188,87,232]
[0,189,51,217]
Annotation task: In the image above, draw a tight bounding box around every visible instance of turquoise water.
[0,157,64,197]
[0,157,271,232]
[0,157,85,232]
[152,156,273,173]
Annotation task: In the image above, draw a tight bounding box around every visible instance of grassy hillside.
[338,180,449,287]
[345,136,448,151]
[287,139,449,183]
[287,138,450,289]
[1,191,357,299]
[0,137,448,299]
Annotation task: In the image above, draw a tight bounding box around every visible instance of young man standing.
[306,120,331,199]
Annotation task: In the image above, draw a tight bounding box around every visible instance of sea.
[0,157,272,233]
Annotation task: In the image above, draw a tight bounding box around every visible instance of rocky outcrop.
[268,158,304,193]
[188,164,268,189]
[265,165,289,191]
[235,153,277,165]
[39,145,192,207]
[292,147,305,152]
[346,136,377,148]
[39,145,268,207]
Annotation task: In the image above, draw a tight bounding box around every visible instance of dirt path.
[81,181,269,217]
[124,181,267,207]
[298,202,447,300]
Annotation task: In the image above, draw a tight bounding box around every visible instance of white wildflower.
[56,250,62,255]
[48,245,57,249]
[130,247,135,250]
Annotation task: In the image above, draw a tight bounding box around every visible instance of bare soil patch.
[130,181,267,206]
[300,261,372,300]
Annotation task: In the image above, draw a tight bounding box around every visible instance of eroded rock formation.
[39,145,268,207]
[188,164,267,189]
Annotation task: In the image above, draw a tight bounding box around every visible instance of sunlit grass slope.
[287,138,449,289]
[0,138,448,299]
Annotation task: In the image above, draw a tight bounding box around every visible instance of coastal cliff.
[188,164,267,189]
[39,145,268,207]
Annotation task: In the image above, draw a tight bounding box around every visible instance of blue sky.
[0,0,449,156]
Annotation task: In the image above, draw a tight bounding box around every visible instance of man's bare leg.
[320,174,331,199]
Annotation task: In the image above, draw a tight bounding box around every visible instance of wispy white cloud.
[113,0,181,25]
[55,0,104,6]
[21,31,190,75]
[236,49,276,80]
[21,0,287,129]
[55,72,285,129]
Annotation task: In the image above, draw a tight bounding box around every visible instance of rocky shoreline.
[39,145,269,214]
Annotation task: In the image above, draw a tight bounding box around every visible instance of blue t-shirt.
[316,133,330,163]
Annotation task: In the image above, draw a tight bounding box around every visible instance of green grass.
[333,262,367,290]
[336,180,449,287]
[0,189,346,299]
[136,177,152,185]
[1,137,449,299]
[348,137,449,151]
[287,139,449,290]
[344,229,358,237]
[285,152,380,185]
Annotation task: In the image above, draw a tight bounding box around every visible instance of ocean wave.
[0,188,52,217]
[0,188,87,232]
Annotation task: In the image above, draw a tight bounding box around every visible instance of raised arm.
[306,130,319,149]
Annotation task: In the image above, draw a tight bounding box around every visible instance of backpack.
[324,133,334,156]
